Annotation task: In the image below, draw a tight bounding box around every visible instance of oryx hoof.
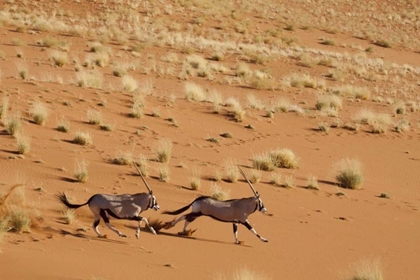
[119,233,127,238]
[261,238,268,242]
[151,228,157,235]
[235,240,245,245]
[135,233,139,239]
[99,234,108,239]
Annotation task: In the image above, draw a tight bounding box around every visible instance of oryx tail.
[162,200,197,215]
[56,192,92,209]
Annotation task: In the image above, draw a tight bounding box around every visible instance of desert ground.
[0,0,419,279]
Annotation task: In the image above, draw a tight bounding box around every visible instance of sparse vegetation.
[111,151,133,165]
[5,112,22,137]
[224,160,239,183]
[74,159,89,183]
[210,184,230,201]
[269,148,299,169]
[31,101,48,126]
[306,175,319,190]
[335,158,363,190]
[134,154,149,177]
[56,117,70,132]
[16,134,31,154]
[189,168,201,190]
[73,131,93,146]
[156,139,173,163]
[252,153,275,171]
[62,209,77,224]
[87,109,103,125]
[159,164,170,182]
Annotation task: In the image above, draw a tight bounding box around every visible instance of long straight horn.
[134,163,152,193]
[238,166,258,196]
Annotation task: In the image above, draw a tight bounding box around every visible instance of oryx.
[56,164,159,239]
[163,166,268,244]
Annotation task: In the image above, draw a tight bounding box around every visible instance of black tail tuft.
[162,204,191,215]
[56,192,89,209]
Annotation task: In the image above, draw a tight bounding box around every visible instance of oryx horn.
[238,166,258,196]
[134,163,152,193]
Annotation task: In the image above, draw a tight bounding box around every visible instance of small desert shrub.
[247,94,265,110]
[185,82,206,102]
[156,139,173,163]
[134,154,149,177]
[283,175,295,188]
[159,165,170,182]
[0,96,9,120]
[226,97,245,122]
[286,73,325,89]
[76,70,103,89]
[131,94,145,119]
[395,119,410,133]
[315,95,342,111]
[270,173,282,186]
[50,50,68,67]
[318,122,330,133]
[16,62,28,79]
[74,159,89,183]
[335,158,363,189]
[210,184,230,201]
[306,175,319,190]
[235,62,252,77]
[112,63,128,77]
[273,98,291,113]
[189,168,201,190]
[269,148,299,169]
[16,134,31,154]
[250,169,262,183]
[122,75,138,92]
[7,207,31,233]
[213,169,222,182]
[86,109,102,125]
[73,131,93,145]
[112,151,133,165]
[252,153,275,171]
[31,101,48,126]
[40,36,70,51]
[100,122,115,131]
[343,258,383,280]
[371,114,392,134]
[56,117,70,132]
[393,100,406,115]
[213,267,269,280]
[62,209,77,224]
[224,160,239,183]
[5,113,22,136]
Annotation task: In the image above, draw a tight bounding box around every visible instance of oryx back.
[88,193,149,219]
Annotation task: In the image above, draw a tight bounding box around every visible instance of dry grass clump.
[31,101,48,126]
[283,175,295,188]
[86,109,103,125]
[0,186,31,233]
[16,134,31,154]
[247,94,265,110]
[74,159,89,183]
[225,97,245,122]
[306,175,319,190]
[62,209,77,225]
[100,122,115,131]
[134,154,149,177]
[39,36,70,51]
[130,92,145,119]
[272,98,291,113]
[5,112,22,137]
[6,207,31,233]
[76,70,103,89]
[213,267,269,280]
[224,160,239,183]
[189,168,201,190]
[395,119,410,133]
[73,131,93,145]
[315,95,342,111]
[318,122,330,133]
[0,96,9,120]
[235,62,252,77]
[250,169,262,184]
[252,153,275,171]
[159,164,170,182]
[269,148,299,169]
[335,158,363,190]
[392,100,406,115]
[332,85,371,100]
[111,151,133,165]
[341,258,383,280]
[15,61,28,80]
[285,73,326,89]
[49,50,68,67]
[353,109,391,134]
[185,82,206,102]
[122,75,139,92]
[210,184,230,201]
[156,139,173,163]
[56,117,70,132]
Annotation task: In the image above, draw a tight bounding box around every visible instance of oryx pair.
[57,165,268,243]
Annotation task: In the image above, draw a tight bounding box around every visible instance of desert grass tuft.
[74,159,89,183]
[0,96,9,120]
[73,131,93,146]
[342,258,383,280]
[86,109,103,125]
[111,151,133,165]
[31,101,48,126]
[16,134,31,154]
[56,117,70,132]
[306,175,319,190]
[213,266,269,280]
[189,168,201,190]
[224,160,239,183]
[252,153,275,171]
[159,164,170,182]
[185,82,206,102]
[250,169,262,184]
[269,148,299,169]
[5,112,22,137]
[156,139,173,163]
[395,119,410,133]
[134,154,149,177]
[210,183,230,201]
[62,209,77,225]
[7,207,31,233]
[335,158,363,190]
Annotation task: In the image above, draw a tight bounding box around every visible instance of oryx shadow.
[59,229,127,244]
[155,230,252,247]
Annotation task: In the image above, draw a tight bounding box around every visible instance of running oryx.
[56,164,160,239]
[163,166,268,244]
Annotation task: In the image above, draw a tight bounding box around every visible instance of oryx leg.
[130,216,156,239]
[91,212,105,238]
[100,209,127,238]
[233,223,240,244]
[242,220,268,242]
[170,212,201,233]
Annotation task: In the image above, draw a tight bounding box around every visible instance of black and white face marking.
[150,194,160,211]
[257,197,267,213]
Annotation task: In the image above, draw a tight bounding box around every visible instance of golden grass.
[31,101,48,126]
[134,154,149,177]
[159,164,170,182]
[5,112,22,137]
[252,153,275,171]
[185,82,206,102]
[213,266,269,280]
[156,139,173,163]
[269,148,299,169]
[87,109,103,125]
[111,151,133,165]
[189,168,201,190]
[335,158,363,190]
[62,209,77,225]
[210,183,230,201]
[74,159,89,183]
[16,134,31,154]
[56,117,70,133]
[224,159,239,183]
[73,131,93,146]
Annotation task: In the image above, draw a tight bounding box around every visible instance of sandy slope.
[1,1,420,279]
